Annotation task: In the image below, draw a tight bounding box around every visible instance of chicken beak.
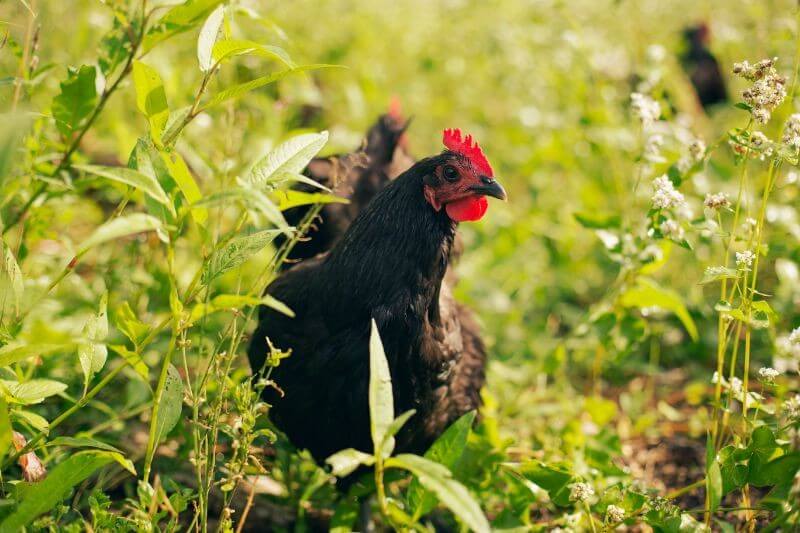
[469,177,507,201]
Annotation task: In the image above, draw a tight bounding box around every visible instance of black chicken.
[276,110,414,268]
[681,23,727,109]
[248,129,505,462]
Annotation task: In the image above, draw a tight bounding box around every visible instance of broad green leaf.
[75,165,173,212]
[78,292,109,390]
[0,398,11,466]
[516,461,573,507]
[212,39,294,68]
[274,190,349,211]
[573,212,621,229]
[2,244,24,315]
[386,454,490,533]
[143,0,225,53]
[52,65,97,137]
[77,214,163,255]
[159,150,207,225]
[408,411,476,518]
[325,448,375,477]
[273,171,332,192]
[0,343,69,367]
[132,61,169,142]
[248,131,328,185]
[202,230,282,284]
[0,451,115,532]
[619,278,698,341]
[12,410,49,433]
[383,410,416,447]
[700,266,739,284]
[152,364,183,444]
[114,303,151,348]
[707,460,722,512]
[190,293,293,321]
[200,65,335,111]
[0,379,67,405]
[197,5,224,72]
[109,345,149,381]
[369,320,394,457]
[48,436,122,454]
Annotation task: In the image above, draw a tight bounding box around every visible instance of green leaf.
[408,411,476,519]
[0,451,116,532]
[109,345,149,381]
[516,461,573,507]
[0,379,67,405]
[700,266,739,284]
[0,343,67,367]
[368,320,394,457]
[248,132,329,186]
[200,65,335,111]
[159,149,207,225]
[114,303,151,348]
[197,5,224,72]
[619,278,698,341]
[190,293,294,321]
[52,65,97,137]
[2,242,24,315]
[0,113,30,190]
[386,454,490,533]
[574,212,621,229]
[0,398,11,466]
[77,214,164,256]
[75,165,173,213]
[78,292,109,390]
[12,410,49,433]
[142,0,225,53]
[325,448,375,477]
[202,230,282,284]
[384,409,416,443]
[707,460,722,513]
[152,364,183,444]
[48,436,122,454]
[132,61,169,143]
[212,39,294,68]
[274,190,349,211]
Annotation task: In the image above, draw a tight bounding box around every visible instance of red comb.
[388,96,403,121]
[442,128,493,177]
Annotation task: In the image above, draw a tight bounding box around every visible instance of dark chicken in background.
[275,108,415,268]
[248,129,505,463]
[680,23,727,109]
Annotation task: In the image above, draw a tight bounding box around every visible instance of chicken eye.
[442,165,460,182]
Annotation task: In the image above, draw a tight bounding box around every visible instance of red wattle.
[445,196,488,222]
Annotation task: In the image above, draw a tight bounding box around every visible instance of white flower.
[606,505,626,523]
[689,138,706,161]
[736,250,755,268]
[660,219,684,240]
[569,482,595,503]
[644,134,665,162]
[704,192,730,211]
[784,395,800,419]
[631,92,661,128]
[758,366,780,383]
[651,175,685,210]
[789,326,800,345]
[783,114,800,149]
[711,371,721,384]
[734,57,787,124]
[730,376,743,394]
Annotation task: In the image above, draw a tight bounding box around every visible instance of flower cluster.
[758,366,780,384]
[704,192,730,211]
[605,505,626,523]
[659,218,684,240]
[736,250,755,268]
[785,395,800,420]
[688,138,706,160]
[569,482,595,503]
[651,175,685,210]
[733,57,787,123]
[783,114,800,150]
[631,92,661,128]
